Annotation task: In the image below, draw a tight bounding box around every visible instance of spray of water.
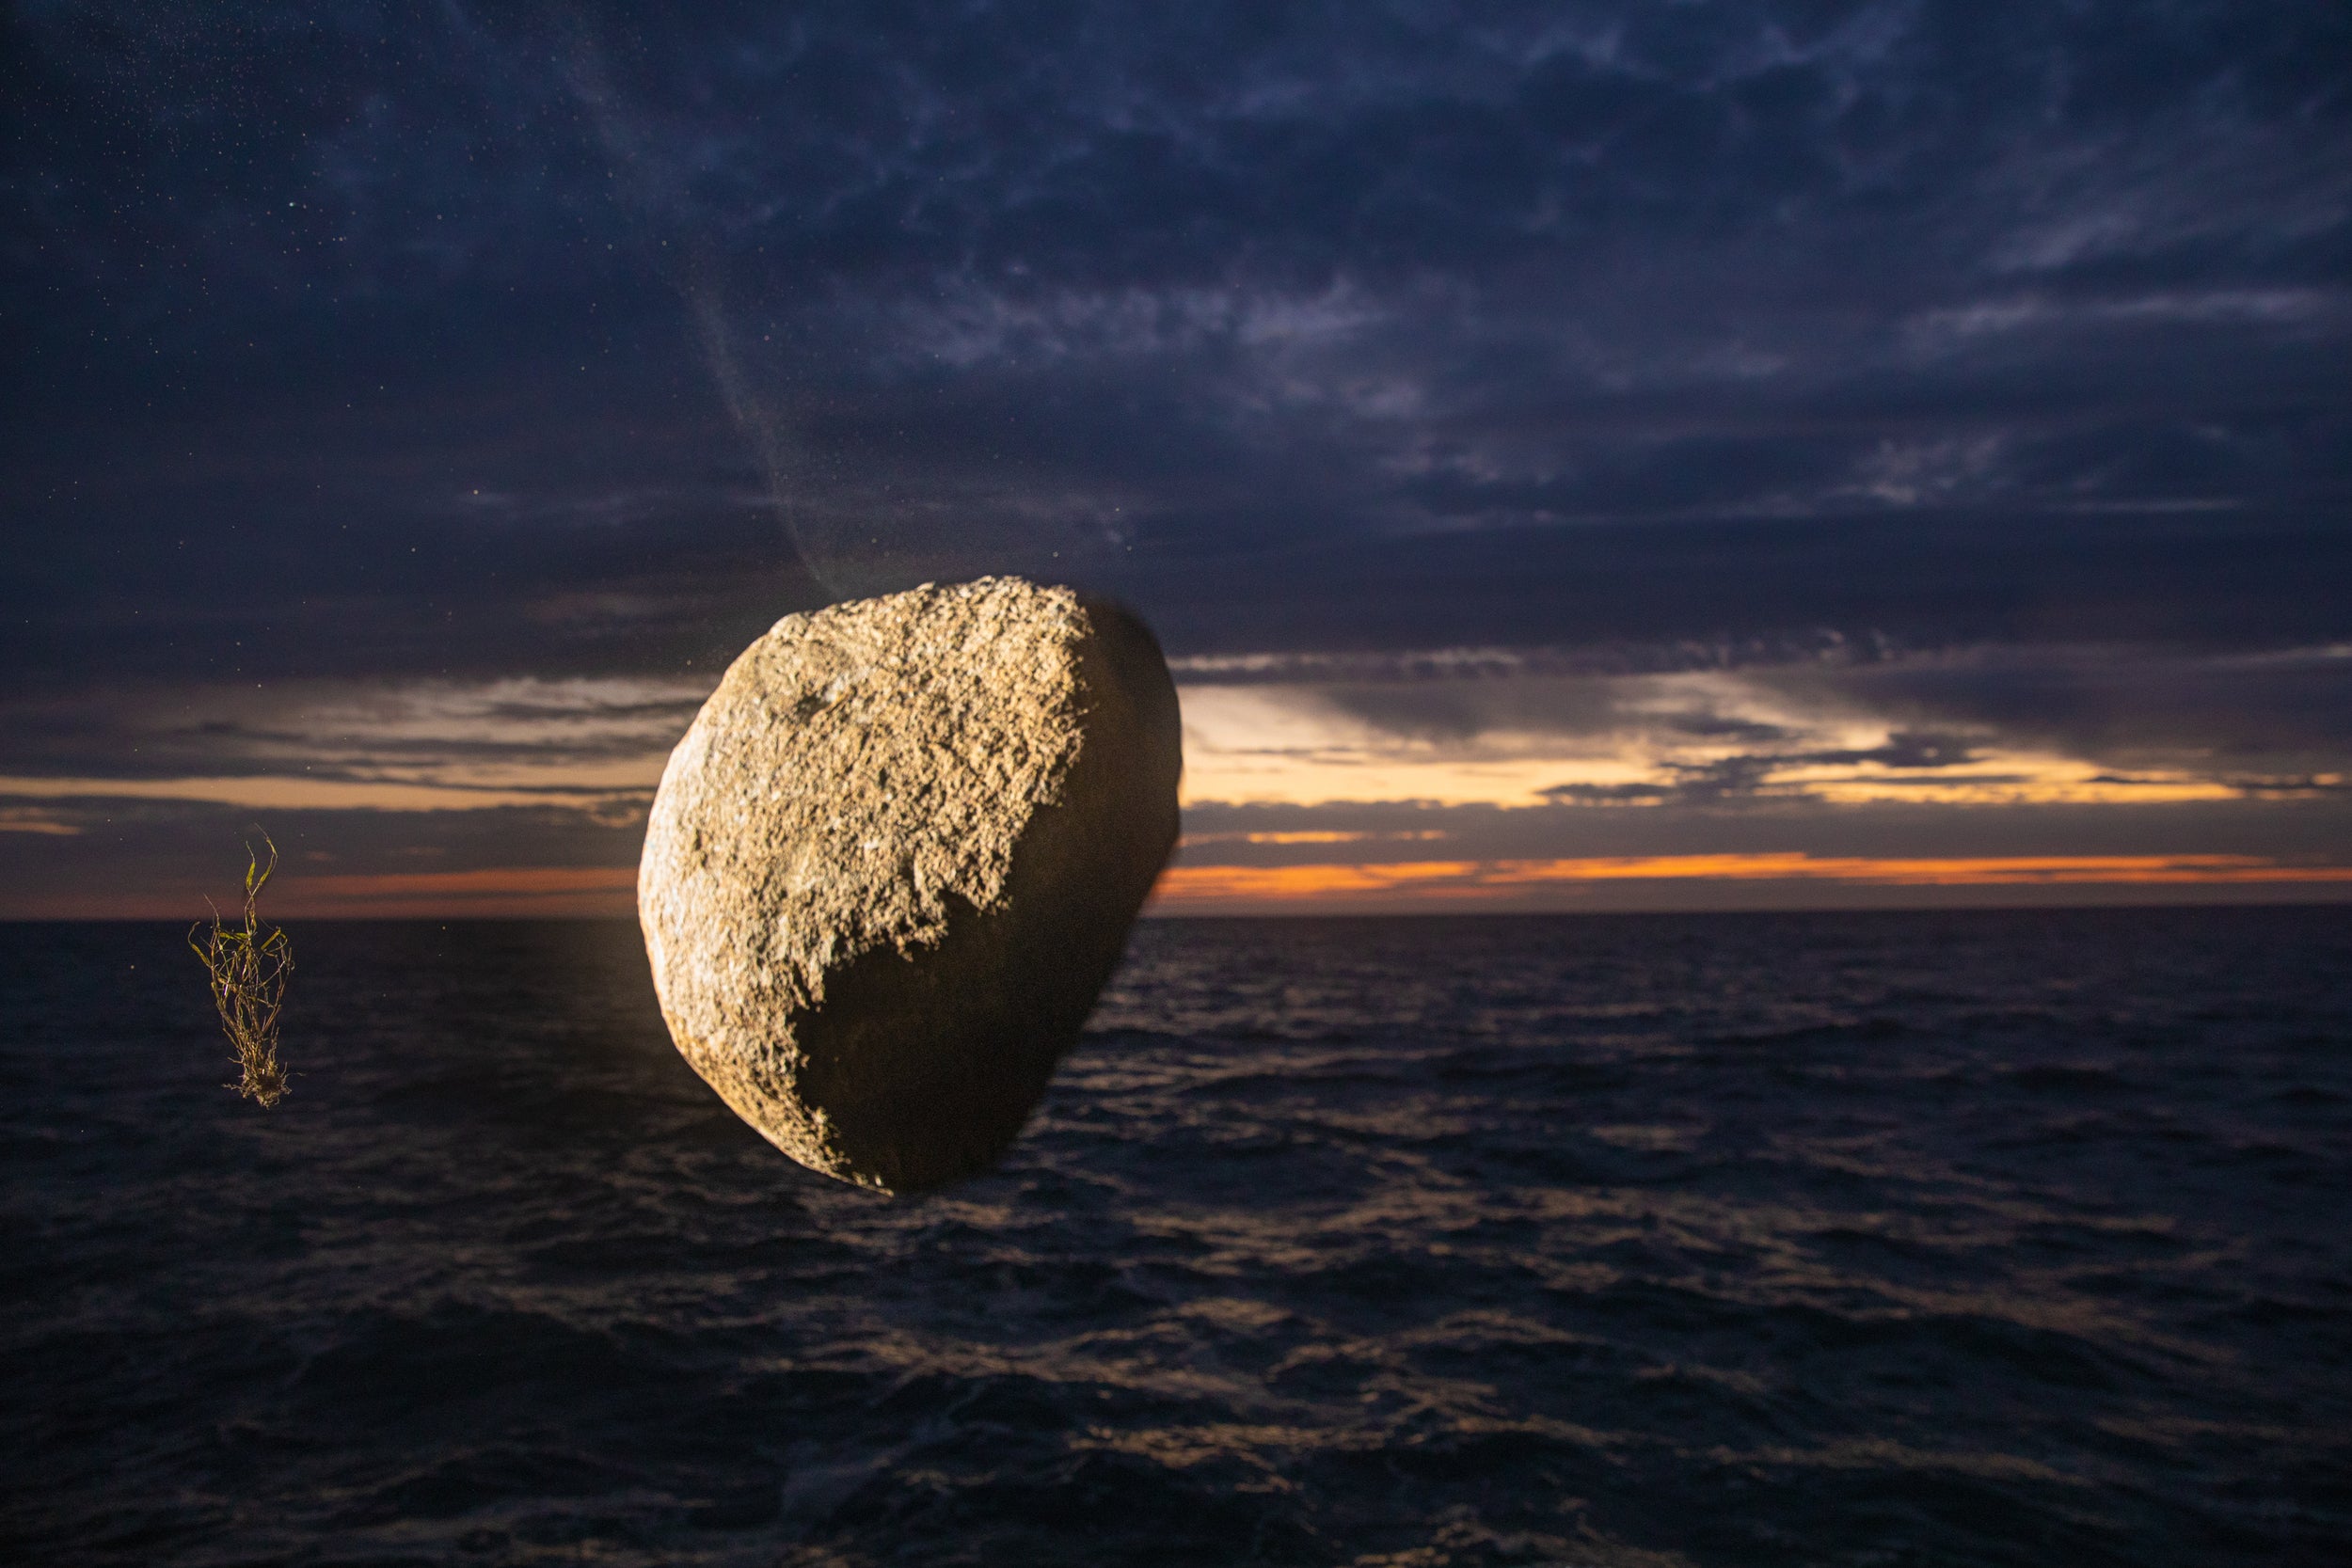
[555,21,834,595]
[679,265,823,587]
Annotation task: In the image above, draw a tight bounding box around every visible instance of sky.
[4,0,2349,918]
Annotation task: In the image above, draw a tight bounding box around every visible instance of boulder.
[638,577,1181,1194]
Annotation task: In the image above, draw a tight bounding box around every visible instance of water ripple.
[4,908,2349,1564]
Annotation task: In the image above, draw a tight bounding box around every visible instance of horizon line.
[9,851,2352,921]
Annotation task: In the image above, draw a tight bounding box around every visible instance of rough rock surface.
[638,577,1181,1194]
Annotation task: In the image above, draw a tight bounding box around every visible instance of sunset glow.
[1150,854,2352,911]
[1171,679,2256,812]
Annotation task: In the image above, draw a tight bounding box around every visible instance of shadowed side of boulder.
[781,599,1180,1192]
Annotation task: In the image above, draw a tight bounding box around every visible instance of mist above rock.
[638,577,1181,1194]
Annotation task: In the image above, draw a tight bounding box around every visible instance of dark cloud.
[1667,714,1795,744]
[1537,731,1985,807]
[1760,643,2352,776]
[0,675,706,795]
[1802,731,1980,769]
[1317,675,1627,743]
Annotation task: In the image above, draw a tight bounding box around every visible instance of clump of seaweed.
[189,833,294,1107]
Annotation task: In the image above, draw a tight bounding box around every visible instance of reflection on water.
[4,909,2348,1564]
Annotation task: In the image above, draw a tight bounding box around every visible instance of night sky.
[6,1,2349,917]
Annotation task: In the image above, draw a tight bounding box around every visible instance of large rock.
[638,577,1181,1194]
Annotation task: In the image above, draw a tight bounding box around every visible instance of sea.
[5,907,2349,1566]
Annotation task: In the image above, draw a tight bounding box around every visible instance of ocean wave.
[4,908,2348,1564]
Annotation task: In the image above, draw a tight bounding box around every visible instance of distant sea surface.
[6,909,2350,1566]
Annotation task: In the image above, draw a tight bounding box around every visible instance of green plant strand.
[189,833,293,1106]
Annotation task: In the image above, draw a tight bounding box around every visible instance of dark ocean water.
[5,909,2350,1567]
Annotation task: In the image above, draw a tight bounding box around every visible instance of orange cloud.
[1150,853,2352,909]
[275,865,640,919]
[1178,829,1451,847]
